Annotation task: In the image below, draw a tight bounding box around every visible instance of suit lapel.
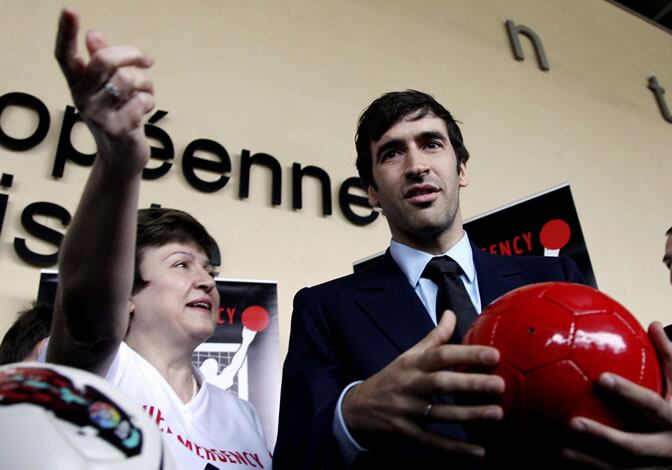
[355,253,436,354]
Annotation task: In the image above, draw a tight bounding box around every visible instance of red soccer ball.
[462,282,663,451]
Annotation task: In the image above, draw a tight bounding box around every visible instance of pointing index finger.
[55,7,86,86]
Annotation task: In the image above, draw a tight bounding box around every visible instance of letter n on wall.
[505,20,550,72]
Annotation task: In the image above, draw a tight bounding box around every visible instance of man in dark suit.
[274,91,672,468]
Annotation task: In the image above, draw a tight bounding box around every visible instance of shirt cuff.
[333,380,368,466]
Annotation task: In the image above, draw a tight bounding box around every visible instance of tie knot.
[422,256,462,280]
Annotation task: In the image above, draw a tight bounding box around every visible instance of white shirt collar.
[390,232,475,287]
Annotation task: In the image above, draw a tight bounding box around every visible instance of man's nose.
[404,147,429,178]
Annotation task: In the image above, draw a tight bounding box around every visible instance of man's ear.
[458,161,469,188]
[367,184,379,208]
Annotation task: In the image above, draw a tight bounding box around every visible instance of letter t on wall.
[648,76,672,123]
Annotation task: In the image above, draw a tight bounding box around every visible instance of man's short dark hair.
[0,302,53,365]
[355,90,470,188]
[666,226,672,236]
[133,208,218,293]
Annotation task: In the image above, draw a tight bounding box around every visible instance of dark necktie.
[422,256,478,343]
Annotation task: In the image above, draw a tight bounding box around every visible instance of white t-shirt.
[106,342,271,470]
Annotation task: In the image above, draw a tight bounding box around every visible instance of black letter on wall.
[338,177,378,226]
[14,202,72,267]
[648,76,672,123]
[505,20,550,72]
[292,163,332,216]
[143,110,175,180]
[0,173,13,238]
[52,106,96,178]
[0,92,50,151]
[182,139,231,192]
[239,149,282,206]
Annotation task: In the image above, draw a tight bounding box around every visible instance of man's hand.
[342,311,504,457]
[563,322,672,468]
[54,8,154,175]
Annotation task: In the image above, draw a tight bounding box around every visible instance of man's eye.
[426,141,442,150]
[381,150,400,161]
[174,261,188,269]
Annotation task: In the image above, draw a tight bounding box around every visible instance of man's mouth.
[404,184,439,204]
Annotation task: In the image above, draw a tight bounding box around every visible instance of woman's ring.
[103,82,121,101]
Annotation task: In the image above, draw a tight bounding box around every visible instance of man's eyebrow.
[418,130,447,141]
[375,138,403,162]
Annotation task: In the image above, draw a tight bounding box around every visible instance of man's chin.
[408,214,460,238]
[412,212,451,230]
[416,225,448,239]
[402,220,449,239]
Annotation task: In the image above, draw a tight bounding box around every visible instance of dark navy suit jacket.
[274,246,584,469]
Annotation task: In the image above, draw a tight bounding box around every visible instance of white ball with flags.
[0,362,174,469]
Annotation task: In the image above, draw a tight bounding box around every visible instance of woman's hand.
[54,7,155,175]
